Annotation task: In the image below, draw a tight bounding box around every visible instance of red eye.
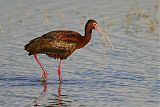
[93,23,98,29]
[93,23,97,26]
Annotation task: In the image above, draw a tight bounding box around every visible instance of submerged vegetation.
[0,0,159,36]
[124,0,159,34]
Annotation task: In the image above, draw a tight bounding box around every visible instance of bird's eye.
[93,23,97,27]
[93,23,98,29]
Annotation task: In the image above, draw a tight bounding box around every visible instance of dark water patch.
[59,79,115,86]
[112,71,145,81]
[0,76,30,81]
[45,95,73,107]
[2,94,35,99]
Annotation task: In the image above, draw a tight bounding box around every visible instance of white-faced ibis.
[24,19,112,83]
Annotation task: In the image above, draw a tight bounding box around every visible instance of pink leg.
[58,82,62,106]
[58,60,62,83]
[34,54,48,81]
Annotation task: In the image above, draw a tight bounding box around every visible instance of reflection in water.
[57,83,62,107]
[32,82,72,107]
[47,83,72,107]
[33,82,48,106]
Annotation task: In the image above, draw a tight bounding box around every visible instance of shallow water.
[0,0,159,107]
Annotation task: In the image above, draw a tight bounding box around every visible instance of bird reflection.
[47,82,70,107]
[57,83,62,107]
[33,81,48,106]
[33,82,67,107]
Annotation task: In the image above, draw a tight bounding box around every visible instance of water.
[0,0,159,107]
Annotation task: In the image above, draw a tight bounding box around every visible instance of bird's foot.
[40,77,47,82]
[59,79,62,83]
[40,72,48,82]
[58,72,62,83]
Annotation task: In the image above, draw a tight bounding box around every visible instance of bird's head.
[86,19,99,30]
[87,19,113,50]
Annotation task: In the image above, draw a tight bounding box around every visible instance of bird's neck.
[84,27,92,43]
[77,26,92,49]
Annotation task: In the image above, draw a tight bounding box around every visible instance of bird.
[24,19,112,83]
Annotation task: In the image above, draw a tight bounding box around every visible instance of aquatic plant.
[125,0,159,34]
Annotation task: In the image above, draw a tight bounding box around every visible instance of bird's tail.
[24,37,42,55]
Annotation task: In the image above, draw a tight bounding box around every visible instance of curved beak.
[94,24,113,50]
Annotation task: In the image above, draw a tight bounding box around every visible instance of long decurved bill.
[95,24,113,50]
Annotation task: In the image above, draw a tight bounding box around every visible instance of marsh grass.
[125,0,159,34]
[44,12,50,25]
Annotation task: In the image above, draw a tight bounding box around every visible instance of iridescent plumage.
[24,19,100,82]
[25,30,81,59]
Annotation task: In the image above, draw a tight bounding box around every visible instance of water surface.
[0,0,159,107]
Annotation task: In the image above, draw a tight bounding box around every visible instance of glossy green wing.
[44,39,77,59]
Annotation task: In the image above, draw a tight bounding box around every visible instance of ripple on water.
[0,0,159,107]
